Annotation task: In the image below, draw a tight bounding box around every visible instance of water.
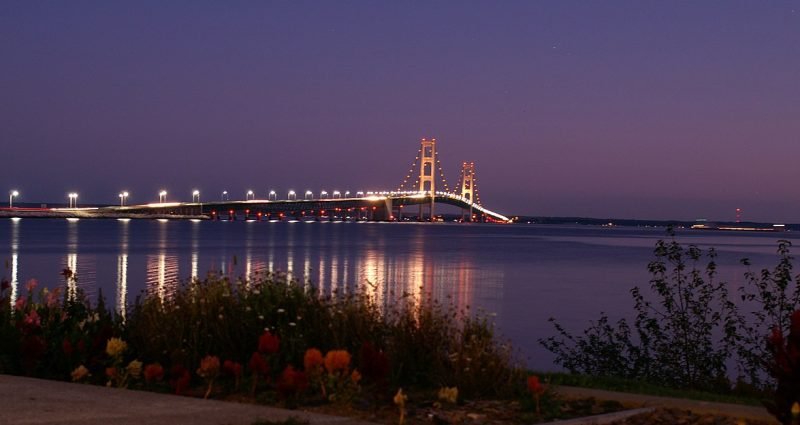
[1,218,796,370]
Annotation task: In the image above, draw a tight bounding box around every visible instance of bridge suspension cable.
[473,175,482,206]
[396,145,422,192]
[435,156,452,194]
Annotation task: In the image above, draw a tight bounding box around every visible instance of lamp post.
[305,190,313,200]
[268,190,276,201]
[159,190,167,203]
[119,191,129,206]
[345,191,350,197]
[68,193,78,208]
[288,190,296,200]
[192,190,200,203]
[320,190,328,199]
[222,190,229,201]
[333,190,340,199]
[9,190,18,208]
[246,190,254,201]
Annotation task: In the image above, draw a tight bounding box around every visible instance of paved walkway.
[0,375,377,425]
[0,375,779,424]
[557,385,778,423]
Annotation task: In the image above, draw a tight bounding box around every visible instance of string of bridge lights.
[396,146,423,192]
[435,157,451,194]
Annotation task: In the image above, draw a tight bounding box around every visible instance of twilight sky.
[1,2,799,221]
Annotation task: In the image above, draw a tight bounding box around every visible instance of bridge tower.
[418,138,436,221]
[460,161,475,221]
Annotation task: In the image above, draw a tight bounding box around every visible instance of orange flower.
[304,348,323,371]
[324,350,351,374]
[197,355,220,379]
[350,369,362,384]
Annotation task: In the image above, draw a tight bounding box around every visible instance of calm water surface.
[1,218,796,370]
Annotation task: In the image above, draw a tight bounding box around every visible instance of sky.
[1,2,799,222]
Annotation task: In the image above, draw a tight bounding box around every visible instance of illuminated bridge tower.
[460,161,475,221]
[418,138,436,221]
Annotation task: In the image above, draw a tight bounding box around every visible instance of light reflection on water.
[3,219,799,369]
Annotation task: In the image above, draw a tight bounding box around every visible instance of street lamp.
[192,190,200,203]
[320,190,328,199]
[68,193,78,208]
[268,190,277,201]
[222,190,229,201]
[305,190,313,200]
[9,190,18,208]
[344,191,350,197]
[246,190,254,201]
[119,191,129,206]
[356,191,364,197]
[333,190,340,199]
[288,190,296,200]
[159,190,167,203]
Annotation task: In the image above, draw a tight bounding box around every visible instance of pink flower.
[24,310,41,328]
[14,296,26,311]
[25,279,38,293]
[45,288,61,308]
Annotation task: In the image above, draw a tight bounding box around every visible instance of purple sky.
[2,2,799,221]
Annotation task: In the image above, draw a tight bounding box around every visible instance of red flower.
[277,365,309,399]
[527,375,545,395]
[169,365,191,395]
[359,342,390,385]
[62,339,74,356]
[106,367,117,379]
[258,330,280,354]
[223,360,243,378]
[144,363,165,383]
[249,352,269,376]
[20,335,46,373]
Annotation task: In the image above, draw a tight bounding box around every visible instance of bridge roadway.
[105,192,511,222]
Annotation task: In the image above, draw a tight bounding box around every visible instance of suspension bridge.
[5,139,511,222]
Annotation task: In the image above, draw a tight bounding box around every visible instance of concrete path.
[0,375,377,425]
[0,374,780,425]
[557,385,778,423]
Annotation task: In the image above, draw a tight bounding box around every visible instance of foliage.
[737,240,799,388]
[541,230,739,391]
[0,269,523,406]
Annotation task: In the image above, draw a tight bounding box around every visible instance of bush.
[540,230,740,391]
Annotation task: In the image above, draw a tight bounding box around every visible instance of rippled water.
[1,218,796,370]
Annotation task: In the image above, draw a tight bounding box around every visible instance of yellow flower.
[71,365,89,382]
[126,360,143,379]
[792,401,800,418]
[438,386,458,404]
[393,388,407,406]
[394,388,407,425]
[105,337,127,358]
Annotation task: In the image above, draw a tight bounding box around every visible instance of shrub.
[541,231,739,391]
